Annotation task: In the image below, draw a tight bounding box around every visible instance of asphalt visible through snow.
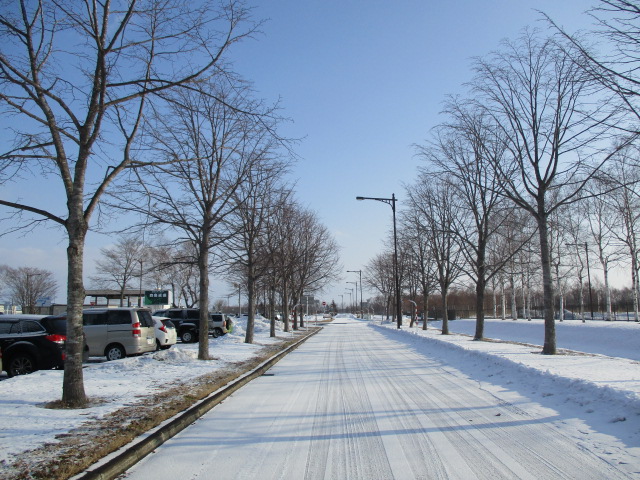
[122,318,631,479]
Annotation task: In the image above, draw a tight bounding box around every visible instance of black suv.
[154,308,230,343]
[0,316,65,377]
[39,315,90,362]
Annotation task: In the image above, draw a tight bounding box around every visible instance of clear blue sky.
[228,0,594,304]
[0,0,597,307]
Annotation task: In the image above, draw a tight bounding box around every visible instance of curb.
[76,328,321,480]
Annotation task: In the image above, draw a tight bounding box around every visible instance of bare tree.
[226,174,291,344]
[0,0,256,406]
[364,252,395,321]
[407,179,464,335]
[112,77,282,359]
[584,170,629,320]
[90,235,147,306]
[289,208,342,327]
[472,30,630,354]
[399,210,436,330]
[1,266,57,313]
[606,148,640,321]
[419,102,526,339]
[548,0,640,129]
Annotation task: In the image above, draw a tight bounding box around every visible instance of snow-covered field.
[2,315,640,476]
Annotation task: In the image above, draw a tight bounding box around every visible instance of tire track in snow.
[304,333,393,479]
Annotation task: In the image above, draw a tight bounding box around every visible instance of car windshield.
[161,319,175,329]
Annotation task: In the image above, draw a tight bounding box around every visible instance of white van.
[82,308,155,360]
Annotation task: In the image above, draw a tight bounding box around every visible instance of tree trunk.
[501,280,506,320]
[197,237,210,360]
[520,275,526,320]
[538,215,556,354]
[62,215,88,407]
[474,274,486,340]
[245,270,255,344]
[510,274,518,320]
[269,287,276,337]
[422,280,429,331]
[441,288,449,335]
[283,281,290,332]
[422,292,430,331]
[603,263,612,322]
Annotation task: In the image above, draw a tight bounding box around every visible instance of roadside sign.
[144,290,169,305]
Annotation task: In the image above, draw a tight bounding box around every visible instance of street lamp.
[347,269,363,316]
[344,290,352,311]
[567,242,594,321]
[356,194,402,328]
[347,281,358,315]
[138,259,143,307]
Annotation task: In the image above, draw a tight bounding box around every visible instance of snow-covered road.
[123,318,630,479]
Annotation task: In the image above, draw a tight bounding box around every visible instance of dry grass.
[2,335,306,480]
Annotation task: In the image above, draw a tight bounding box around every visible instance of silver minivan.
[82,308,156,360]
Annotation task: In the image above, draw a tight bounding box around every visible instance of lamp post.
[356,194,402,328]
[138,259,143,307]
[567,242,594,321]
[344,290,352,312]
[224,293,234,313]
[347,281,358,315]
[347,269,363,316]
[339,294,344,312]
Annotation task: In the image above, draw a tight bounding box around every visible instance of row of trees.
[0,0,340,408]
[365,1,640,355]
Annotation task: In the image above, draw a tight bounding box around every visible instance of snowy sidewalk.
[373,318,640,452]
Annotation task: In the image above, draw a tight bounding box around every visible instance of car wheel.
[105,344,125,361]
[7,353,36,377]
[210,328,219,338]
[181,330,195,343]
[160,345,172,350]
[155,339,162,351]
[214,328,224,337]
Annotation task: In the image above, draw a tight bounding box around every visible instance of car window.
[21,320,45,333]
[108,310,132,325]
[0,321,14,334]
[136,310,153,328]
[84,312,108,326]
[186,310,200,320]
[164,310,183,319]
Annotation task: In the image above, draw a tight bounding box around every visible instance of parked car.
[153,308,231,342]
[209,313,232,337]
[153,308,200,343]
[82,308,156,360]
[39,315,89,362]
[47,308,156,360]
[0,315,65,377]
[152,316,177,351]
